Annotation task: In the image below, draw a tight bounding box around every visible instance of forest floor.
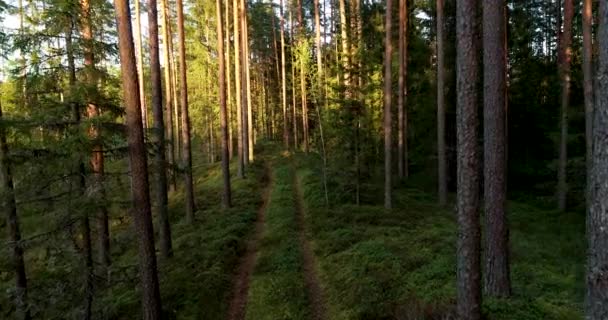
[0,142,585,320]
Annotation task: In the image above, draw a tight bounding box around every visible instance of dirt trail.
[226,165,272,320]
[293,170,328,320]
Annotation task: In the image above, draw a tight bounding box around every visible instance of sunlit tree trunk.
[557,0,573,212]
[280,0,289,148]
[437,0,447,206]
[483,0,510,298]
[242,0,253,162]
[176,0,196,220]
[225,0,233,159]
[582,0,593,188]
[113,0,163,316]
[147,0,173,258]
[586,4,608,318]
[161,0,177,191]
[456,0,481,318]
[383,0,393,209]
[134,0,147,129]
[239,0,249,166]
[338,0,349,90]
[233,0,244,177]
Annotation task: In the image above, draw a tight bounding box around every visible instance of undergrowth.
[296,153,584,320]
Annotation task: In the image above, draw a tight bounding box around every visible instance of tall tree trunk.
[217,0,232,208]
[483,0,510,298]
[383,0,393,209]
[456,0,481,318]
[171,42,181,162]
[79,0,105,315]
[582,0,593,190]
[296,0,308,153]
[239,0,249,166]
[161,0,177,191]
[586,3,608,319]
[290,10,298,149]
[314,0,323,84]
[114,0,163,317]
[338,0,349,90]
[280,0,289,149]
[241,0,253,162]
[226,0,233,159]
[437,0,447,206]
[398,0,408,179]
[0,96,30,320]
[233,0,244,178]
[557,0,573,211]
[147,0,173,258]
[176,0,196,220]
[134,0,148,129]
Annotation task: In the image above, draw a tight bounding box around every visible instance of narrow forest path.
[293,166,328,320]
[226,163,273,320]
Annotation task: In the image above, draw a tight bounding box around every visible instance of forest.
[0,0,607,318]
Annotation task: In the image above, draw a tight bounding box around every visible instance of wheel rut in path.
[293,169,328,320]
[226,164,272,320]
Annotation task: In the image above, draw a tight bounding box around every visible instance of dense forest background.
[0,0,606,318]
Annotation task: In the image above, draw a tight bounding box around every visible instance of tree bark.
[398,0,408,179]
[582,0,593,190]
[147,0,173,258]
[161,0,177,191]
[233,0,244,178]
[240,0,251,163]
[79,0,106,315]
[217,0,232,208]
[134,0,148,129]
[456,0,481,318]
[483,0,510,298]
[383,0,393,209]
[339,0,350,90]
[586,3,608,319]
[437,0,448,206]
[280,0,289,149]
[114,0,163,317]
[226,0,233,159]
[557,0,573,212]
[176,0,196,220]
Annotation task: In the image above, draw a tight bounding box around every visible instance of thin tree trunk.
[314,0,323,87]
[290,10,298,149]
[233,0,244,178]
[161,0,177,191]
[176,0,196,220]
[383,0,393,209]
[437,0,447,206]
[456,0,481,318]
[338,0,349,90]
[557,0,573,212]
[280,0,289,148]
[1,92,30,320]
[79,0,105,315]
[242,0,253,162]
[239,0,249,166]
[113,0,163,317]
[582,0,593,191]
[226,0,233,159]
[586,3,608,319]
[296,0,308,153]
[483,0,510,298]
[135,0,148,129]
[147,0,173,258]
[398,0,408,179]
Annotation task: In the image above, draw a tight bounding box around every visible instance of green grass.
[296,153,585,320]
[245,154,311,320]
